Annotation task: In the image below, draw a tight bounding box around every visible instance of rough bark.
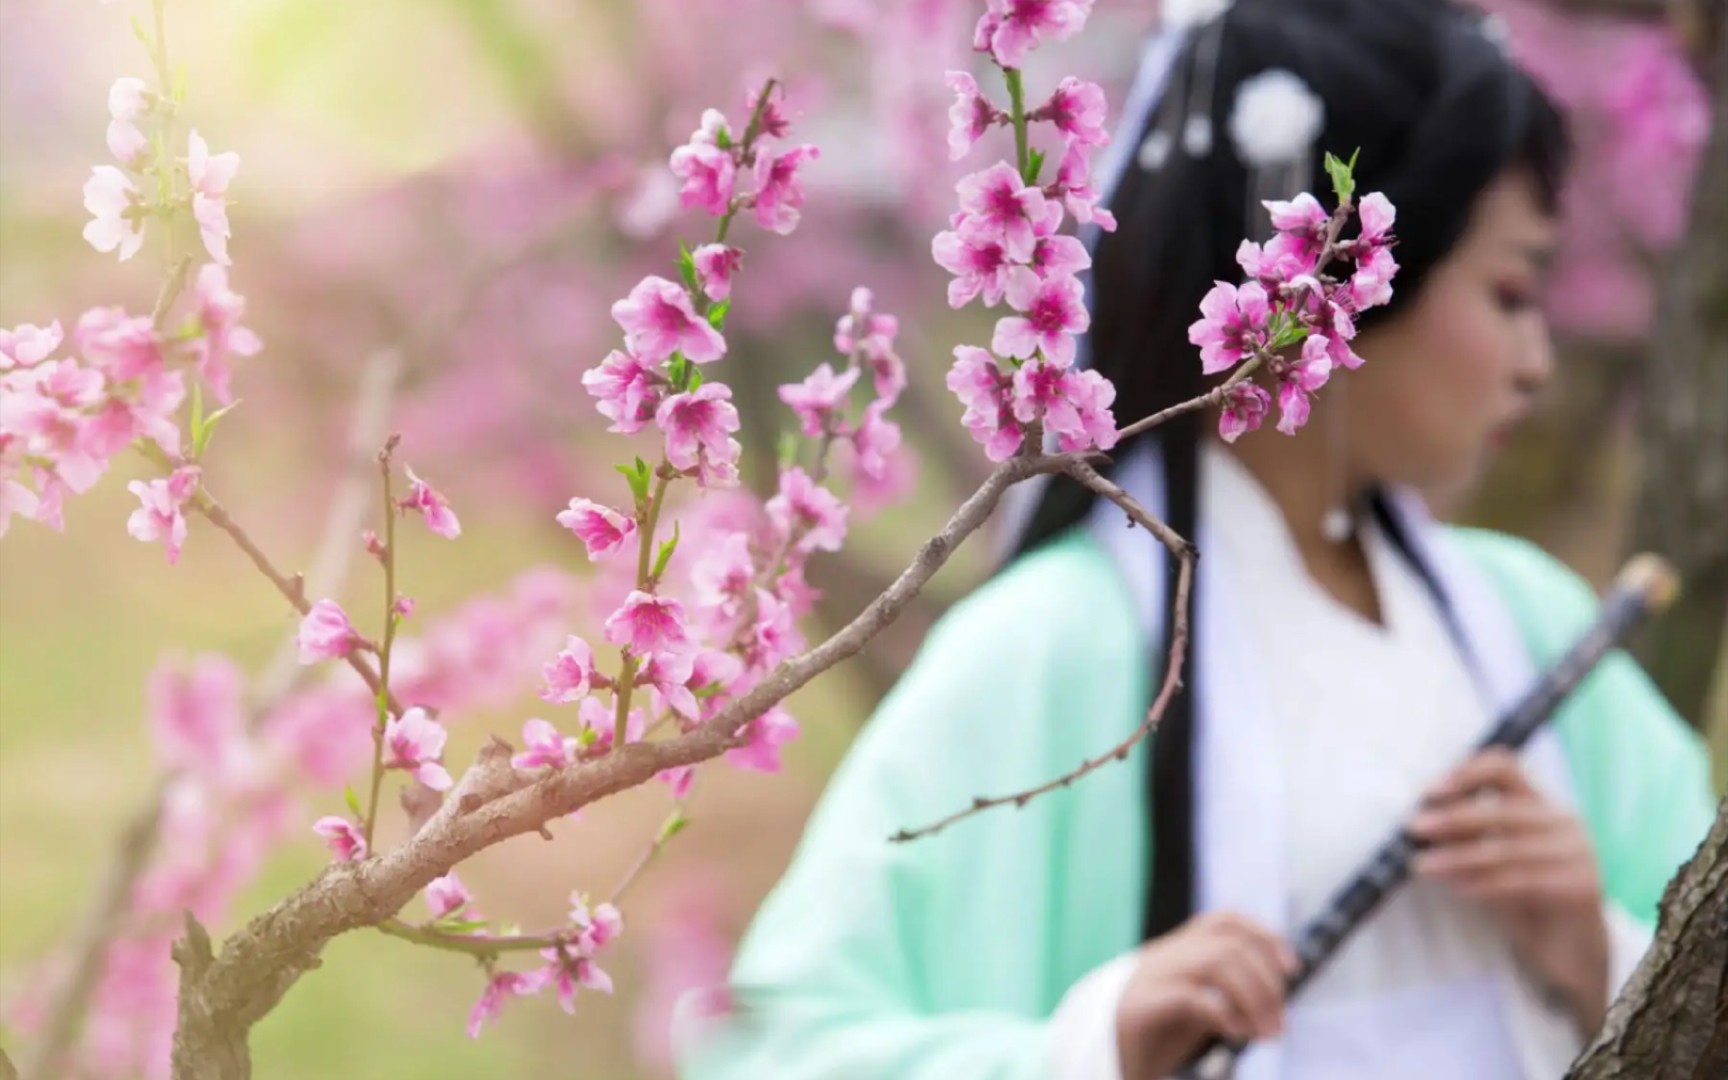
[1568,795,1728,1079]
[1630,26,1728,726]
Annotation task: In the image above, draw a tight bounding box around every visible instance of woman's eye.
[1495,285,1537,312]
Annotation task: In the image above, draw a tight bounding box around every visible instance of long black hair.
[1008,0,1569,940]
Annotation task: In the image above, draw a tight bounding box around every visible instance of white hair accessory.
[1228,68,1326,244]
[1160,0,1233,31]
[1228,68,1325,168]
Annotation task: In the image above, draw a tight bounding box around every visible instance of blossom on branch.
[691,244,743,303]
[512,717,581,770]
[468,969,549,1038]
[991,267,1089,367]
[311,816,367,863]
[425,872,473,920]
[612,277,726,365]
[1034,77,1109,148]
[296,599,365,665]
[778,362,859,438]
[556,498,636,561]
[752,144,820,236]
[946,70,1000,161]
[187,264,262,405]
[187,130,239,266]
[974,0,1093,69]
[400,466,461,540]
[605,591,690,656]
[540,635,598,704]
[582,350,664,435]
[126,465,200,564]
[105,77,150,165]
[82,166,144,261]
[382,706,452,791]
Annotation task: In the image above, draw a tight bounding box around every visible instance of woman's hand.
[1411,748,1609,1034]
[1114,911,1296,1079]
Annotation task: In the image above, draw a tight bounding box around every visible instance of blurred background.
[1,0,1723,1077]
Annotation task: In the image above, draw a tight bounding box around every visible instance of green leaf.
[344,784,363,819]
[651,522,681,581]
[131,15,153,49]
[172,63,189,105]
[678,241,698,293]
[693,680,726,699]
[714,126,735,151]
[194,399,242,458]
[1324,149,1359,204]
[188,382,206,456]
[666,352,688,392]
[706,298,731,331]
[1270,322,1309,350]
[658,808,691,844]
[577,725,599,747]
[1025,148,1047,186]
[687,366,705,392]
[614,459,651,507]
[776,431,800,469]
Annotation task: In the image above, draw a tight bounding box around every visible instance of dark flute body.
[1178,555,1679,1080]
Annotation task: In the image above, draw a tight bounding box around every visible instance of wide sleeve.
[677,537,1151,1080]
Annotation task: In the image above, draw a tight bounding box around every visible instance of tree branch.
[1567,795,1728,1078]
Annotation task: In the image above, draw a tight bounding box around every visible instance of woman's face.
[1346,168,1559,496]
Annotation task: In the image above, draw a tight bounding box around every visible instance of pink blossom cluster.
[1477,1,1708,337]
[779,286,909,506]
[972,0,1095,70]
[530,85,852,824]
[466,893,625,1035]
[934,8,1120,461]
[667,85,817,235]
[583,89,815,491]
[1189,188,1399,441]
[0,265,261,551]
[84,72,239,267]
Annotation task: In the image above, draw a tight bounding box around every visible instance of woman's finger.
[1171,983,1252,1043]
[1201,911,1300,973]
[1199,949,1285,1039]
[1410,796,1551,844]
[1424,748,1537,803]
[1413,829,1582,879]
[1439,864,1597,907]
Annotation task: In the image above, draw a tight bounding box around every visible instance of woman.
[679,1,1715,1077]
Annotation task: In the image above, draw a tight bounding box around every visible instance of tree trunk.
[1567,794,1728,1079]
[1629,17,1728,726]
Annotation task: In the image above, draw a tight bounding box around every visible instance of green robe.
[680,528,1715,1080]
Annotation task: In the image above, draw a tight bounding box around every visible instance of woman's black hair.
[1006,0,1568,940]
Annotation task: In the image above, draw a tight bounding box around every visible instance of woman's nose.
[1514,318,1555,394]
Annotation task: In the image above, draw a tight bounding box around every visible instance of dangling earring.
[1322,377,1354,544]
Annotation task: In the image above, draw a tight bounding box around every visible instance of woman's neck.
[1212,430,1385,624]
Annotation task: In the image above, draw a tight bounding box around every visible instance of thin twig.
[190,496,403,719]
[1115,355,1263,443]
[889,460,1197,842]
[607,804,688,905]
[375,918,560,959]
[362,436,404,849]
[250,350,402,704]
